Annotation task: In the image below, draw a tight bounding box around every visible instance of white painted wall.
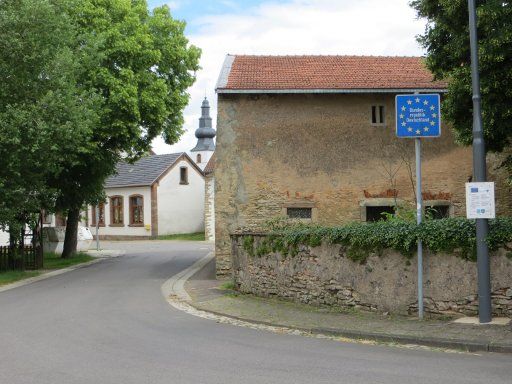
[190,150,214,171]
[0,229,9,245]
[88,186,152,237]
[157,159,205,235]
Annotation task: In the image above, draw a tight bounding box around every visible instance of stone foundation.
[232,234,512,317]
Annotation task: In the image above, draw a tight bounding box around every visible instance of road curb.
[161,251,215,302]
[0,258,105,293]
[162,253,512,354]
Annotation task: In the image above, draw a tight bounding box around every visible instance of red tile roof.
[217,55,446,92]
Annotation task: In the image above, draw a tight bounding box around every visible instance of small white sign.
[466,182,495,219]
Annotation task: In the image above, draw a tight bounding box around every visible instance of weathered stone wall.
[215,93,512,275]
[232,234,512,317]
[205,174,215,241]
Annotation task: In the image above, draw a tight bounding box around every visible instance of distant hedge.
[241,218,512,263]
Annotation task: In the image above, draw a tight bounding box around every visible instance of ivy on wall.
[240,218,512,264]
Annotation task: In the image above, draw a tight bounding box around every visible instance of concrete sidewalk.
[185,271,512,353]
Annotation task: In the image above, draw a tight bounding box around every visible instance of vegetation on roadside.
[220,280,236,290]
[242,217,512,263]
[43,252,94,269]
[0,252,94,286]
[157,232,205,241]
[0,271,41,286]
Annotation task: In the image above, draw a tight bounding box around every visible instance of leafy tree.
[0,0,99,248]
[410,1,512,168]
[56,1,201,257]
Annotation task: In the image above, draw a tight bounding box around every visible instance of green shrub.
[242,217,512,263]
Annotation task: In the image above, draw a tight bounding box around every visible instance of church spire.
[191,97,216,152]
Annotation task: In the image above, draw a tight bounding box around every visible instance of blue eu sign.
[395,94,441,138]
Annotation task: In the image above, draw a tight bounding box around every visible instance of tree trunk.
[9,232,16,269]
[61,208,80,259]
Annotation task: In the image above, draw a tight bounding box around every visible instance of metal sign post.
[415,138,424,318]
[468,0,492,324]
[396,93,441,319]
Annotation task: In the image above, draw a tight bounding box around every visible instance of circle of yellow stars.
[399,96,439,136]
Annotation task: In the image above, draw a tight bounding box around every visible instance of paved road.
[1,241,511,384]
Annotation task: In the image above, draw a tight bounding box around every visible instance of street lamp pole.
[468,0,492,323]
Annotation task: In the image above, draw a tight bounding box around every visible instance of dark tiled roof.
[204,153,215,175]
[105,153,183,188]
[217,55,447,92]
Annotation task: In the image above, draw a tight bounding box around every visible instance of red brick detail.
[364,189,399,198]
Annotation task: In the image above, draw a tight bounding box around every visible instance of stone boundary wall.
[231,234,512,317]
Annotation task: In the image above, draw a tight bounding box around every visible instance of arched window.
[196,153,202,163]
[110,196,124,225]
[129,195,144,226]
[91,203,105,227]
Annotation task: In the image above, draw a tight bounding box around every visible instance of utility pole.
[468,0,492,323]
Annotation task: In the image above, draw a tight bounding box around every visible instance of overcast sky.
[147,0,427,155]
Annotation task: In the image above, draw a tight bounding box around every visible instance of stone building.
[214,55,512,275]
[204,154,215,241]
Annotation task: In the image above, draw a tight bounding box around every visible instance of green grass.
[0,270,41,286]
[0,252,95,286]
[157,232,205,241]
[43,252,94,269]
[220,280,236,290]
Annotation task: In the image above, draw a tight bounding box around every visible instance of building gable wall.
[156,158,205,235]
[214,93,512,275]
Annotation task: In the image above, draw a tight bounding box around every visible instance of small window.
[426,205,450,220]
[287,207,312,219]
[366,206,395,222]
[196,154,202,164]
[91,203,105,226]
[180,167,188,185]
[41,210,52,224]
[371,105,385,125]
[129,195,144,225]
[110,196,124,225]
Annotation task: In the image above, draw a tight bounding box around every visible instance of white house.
[88,152,205,239]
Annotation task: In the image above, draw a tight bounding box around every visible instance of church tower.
[191,97,215,170]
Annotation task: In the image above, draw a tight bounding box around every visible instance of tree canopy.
[0,0,99,240]
[0,0,200,253]
[410,0,512,163]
